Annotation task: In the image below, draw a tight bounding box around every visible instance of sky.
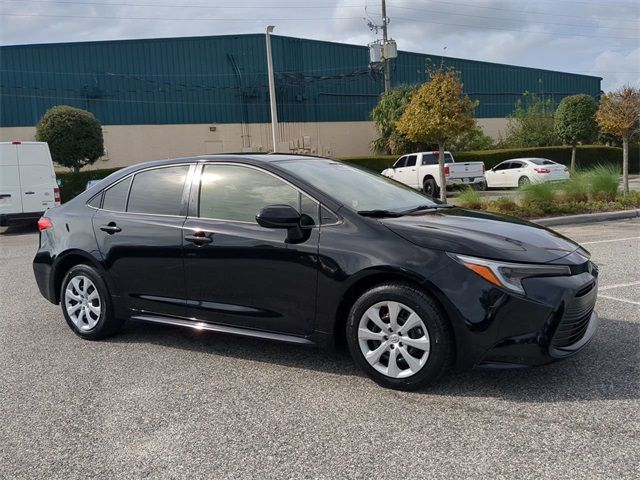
[0,0,638,91]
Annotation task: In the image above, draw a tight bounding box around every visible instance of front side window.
[493,162,511,171]
[393,157,407,168]
[127,165,189,216]
[199,164,318,224]
[102,176,132,212]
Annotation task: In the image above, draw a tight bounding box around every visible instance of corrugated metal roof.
[0,34,601,127]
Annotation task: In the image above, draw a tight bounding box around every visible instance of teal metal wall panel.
[1,34,600,127]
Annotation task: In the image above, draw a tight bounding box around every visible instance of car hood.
[381,208,582,264]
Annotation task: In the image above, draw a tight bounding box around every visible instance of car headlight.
[447,253,571,295]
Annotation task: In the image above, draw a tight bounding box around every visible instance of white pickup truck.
[381,151,485,196]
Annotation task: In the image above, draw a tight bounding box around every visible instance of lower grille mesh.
[552,282,597,348]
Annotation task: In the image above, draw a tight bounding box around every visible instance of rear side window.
[423,153,454,164]
[102,177,132,212]
[510,162,523,169]
[127,166,189,216]
[405,155,417,167]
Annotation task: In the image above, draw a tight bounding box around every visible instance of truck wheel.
[423,178,439,197]
[474,181,487,191]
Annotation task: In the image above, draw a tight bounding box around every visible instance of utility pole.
[265,25,279,152]
[381,0,390,92]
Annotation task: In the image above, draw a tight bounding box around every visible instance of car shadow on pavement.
[107,315,638,403]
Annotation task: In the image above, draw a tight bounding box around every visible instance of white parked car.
[0,141,60,228]
[382,151,485,196]
[484,158,569,188]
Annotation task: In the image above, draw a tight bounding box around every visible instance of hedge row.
[56,167,120,203]
[340,144,640,173]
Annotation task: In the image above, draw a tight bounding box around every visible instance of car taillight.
[37,217,53,231]
[444,166,450,176]
[534,167,551,174]
[53,187,61,205]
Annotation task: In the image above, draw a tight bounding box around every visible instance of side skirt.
[130,314,316,346]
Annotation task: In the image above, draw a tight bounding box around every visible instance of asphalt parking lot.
[1,219,638,479]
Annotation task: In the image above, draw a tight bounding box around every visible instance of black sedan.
[33,155,598,390]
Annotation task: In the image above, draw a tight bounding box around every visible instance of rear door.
[182,163,320,335]
[17,143,57,213]
[92,164,193,318]
[0,144,22,216]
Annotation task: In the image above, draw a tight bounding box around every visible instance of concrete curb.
[533,209,640,226]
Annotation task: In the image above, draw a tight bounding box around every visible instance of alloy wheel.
[64,275,101,331]
[357,301,430,379]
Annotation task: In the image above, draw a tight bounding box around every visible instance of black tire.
[474,181,487,191]
[518,176,530,187]
[346,283,453,391]
[60,264,124,340]
[422,177,439,198]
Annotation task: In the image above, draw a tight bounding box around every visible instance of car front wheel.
[60,264,123,340]
[346,283,453,390]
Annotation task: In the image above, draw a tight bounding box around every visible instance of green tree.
[370,85,423,155]
[35,105,104,173]
[448,123,495,151]
[396,68,477,201]
[500,93,558,148]
[596,86,640,194]
[555,94,598,171]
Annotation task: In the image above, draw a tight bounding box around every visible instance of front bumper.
[427,258,599,371]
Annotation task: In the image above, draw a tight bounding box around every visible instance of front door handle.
[25,191,35,195]
[99,222,121,234]
[185,232,213,245]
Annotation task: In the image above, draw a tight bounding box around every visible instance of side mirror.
[256,204,308,244]
[256,204,301,228]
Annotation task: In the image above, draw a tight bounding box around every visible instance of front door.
[182,163,320,335]
[394,154,419,187]
[92,164,192,318]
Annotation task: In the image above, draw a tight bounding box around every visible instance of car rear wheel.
[346,283,453,390]
[518,176,530,187]
[423,178,439,197]
[60,264,123,340]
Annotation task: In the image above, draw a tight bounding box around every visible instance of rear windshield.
[528,158,556,166]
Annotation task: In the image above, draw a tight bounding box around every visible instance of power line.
[1,12,637,40]
[391,0,639,24]
[0,0,367,8]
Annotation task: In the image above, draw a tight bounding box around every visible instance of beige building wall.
[1,118,508,170]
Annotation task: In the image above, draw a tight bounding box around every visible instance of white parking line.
[598,295,640,306]
[581,236,640,245]
[599,281,640,291]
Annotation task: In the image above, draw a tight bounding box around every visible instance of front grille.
[551,281,597,348]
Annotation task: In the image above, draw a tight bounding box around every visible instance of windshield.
[279,160,438,212]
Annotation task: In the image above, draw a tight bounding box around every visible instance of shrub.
[485,197,519,215]
[56,167,120,203]
[519,182,556,206]
[35,105,104,173]
[588,165,620,202]
[456,187,483,209]
[339,145,639,174]
[560,172,589,203]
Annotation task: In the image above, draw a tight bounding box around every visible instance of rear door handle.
[185,232,213,245]
[0,194,11,199]
[99,223,121,234]
[25,191,35,195]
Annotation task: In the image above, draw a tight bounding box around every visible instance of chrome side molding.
[130,314,315,346]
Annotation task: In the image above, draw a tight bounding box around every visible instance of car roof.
[505,157,553,162]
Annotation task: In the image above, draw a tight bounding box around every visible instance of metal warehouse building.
[0,34,601,168]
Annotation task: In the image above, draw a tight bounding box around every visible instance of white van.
[0,141,60,227]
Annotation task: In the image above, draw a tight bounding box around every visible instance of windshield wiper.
[357,209,405,218]
[400,204,454,214]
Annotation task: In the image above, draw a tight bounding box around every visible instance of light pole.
[265,25,279,152]
[381,0,390,92]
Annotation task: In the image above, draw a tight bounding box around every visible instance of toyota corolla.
[33,155,598,390]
